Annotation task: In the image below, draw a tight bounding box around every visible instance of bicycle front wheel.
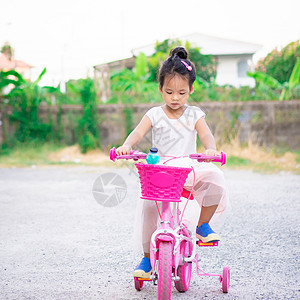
[158,241,173,300]
[175,240,192,292]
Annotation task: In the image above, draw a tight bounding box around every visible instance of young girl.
[116,47,228,279]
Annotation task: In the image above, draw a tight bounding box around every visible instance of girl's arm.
[116,115,152,155]
[195,117,218,156]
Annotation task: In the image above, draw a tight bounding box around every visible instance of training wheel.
[134,277,144,291]
[222,266,230,293]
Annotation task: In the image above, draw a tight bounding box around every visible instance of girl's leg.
[185,163,227,216]
[193,181,225,223]
[184,163,227,241]
[193,175,226,242]
[133,200,158,278]
[142,200,159,254]
[194,182,224,242]
[198,204,218,227]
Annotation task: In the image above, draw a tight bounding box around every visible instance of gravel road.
[0,166,299,300]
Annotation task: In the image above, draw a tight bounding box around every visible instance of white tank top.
[145,105,205,161]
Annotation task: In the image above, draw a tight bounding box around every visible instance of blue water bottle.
[146,147,160,164]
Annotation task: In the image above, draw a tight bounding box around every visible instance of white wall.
[215,55,255,87]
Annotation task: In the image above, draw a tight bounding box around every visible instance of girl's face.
[159,74,194,111]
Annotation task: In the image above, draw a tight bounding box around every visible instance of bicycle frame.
[150,201,194,282]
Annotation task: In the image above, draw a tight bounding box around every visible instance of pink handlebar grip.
[189,152,226,166]
[220,152,226,166]
[110,147,117,162]
[109,147,147,161]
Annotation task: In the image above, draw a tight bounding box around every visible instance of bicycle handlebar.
[110,147,226,166]
[189,152,226,166]
[110,147,147,162]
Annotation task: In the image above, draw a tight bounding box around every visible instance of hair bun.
[170,47,188,59]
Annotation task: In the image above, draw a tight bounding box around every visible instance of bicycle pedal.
[197,240,219,247]
[135,277,152,281]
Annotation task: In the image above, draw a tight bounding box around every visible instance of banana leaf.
[32,67,47,87]
[279,88,289,101]
[247,71,282,90]
[42,86,59,93]
[288,58,300,89]
[0,69,25,83]
[0,78,22,89]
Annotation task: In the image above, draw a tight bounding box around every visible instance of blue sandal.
[196,223,220,243]
[133,257,152,278]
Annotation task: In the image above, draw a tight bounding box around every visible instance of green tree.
[256,40,300,84]
[5,68,59,144]
[1,42,14,60]
[248,58,300,100]
[148,39,216,83]
[109,52,159,104]
[75,78,100,153]
[186,41,217,82]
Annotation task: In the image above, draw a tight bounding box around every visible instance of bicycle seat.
[181,189,194,200]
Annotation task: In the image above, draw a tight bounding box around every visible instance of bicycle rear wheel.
[158,241,173,300]
[175,240,192,292]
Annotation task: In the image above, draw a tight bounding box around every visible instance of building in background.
[0,53,33,95]
[94,33,262,101]
[0,53,33,79]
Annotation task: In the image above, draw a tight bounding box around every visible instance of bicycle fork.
[150,201,193,282]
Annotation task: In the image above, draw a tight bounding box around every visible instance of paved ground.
[0,166,299,300]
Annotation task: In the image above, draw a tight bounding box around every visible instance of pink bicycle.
[110,147,230,299]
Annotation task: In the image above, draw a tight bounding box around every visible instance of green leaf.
[32,67,47,86]
[288,58,300,89]
[66,81,79,94]
[247,71,282,89]
[0,70,25,83]
[194,77,209,89]
[42,86,59,93]
[0,78,21,89]
[279,88,289,101]
[134,53,148,79]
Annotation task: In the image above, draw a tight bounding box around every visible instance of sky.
[1,0,300,86]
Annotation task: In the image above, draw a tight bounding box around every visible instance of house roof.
[94,56,136,71]
[93,33,263,71]
[0,54,33,72]
[131,33,262,56]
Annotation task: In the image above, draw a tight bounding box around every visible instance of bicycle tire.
[175,240,192,292]
[158,241,173,300]
[222,266,230,293]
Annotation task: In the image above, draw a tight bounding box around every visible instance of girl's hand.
[204,148,218,156]
[204,148,218,162]
[116,145,132,155]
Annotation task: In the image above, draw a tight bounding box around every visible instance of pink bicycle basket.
[135,163,192,202]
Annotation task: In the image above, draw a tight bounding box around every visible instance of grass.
[0,141,299,174]
[0,142,113,168]
[217,137,300,174]
[0,142,65,166]
[226,156,250,167]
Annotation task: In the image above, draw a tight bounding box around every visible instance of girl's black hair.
[158,46,196,88]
